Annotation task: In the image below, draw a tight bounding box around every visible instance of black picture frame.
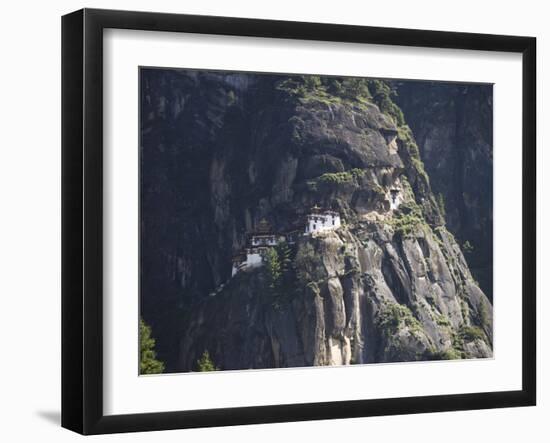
[62,8,536,435]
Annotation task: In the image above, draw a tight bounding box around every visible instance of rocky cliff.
[140,70,493,372]
[393,81,493,299]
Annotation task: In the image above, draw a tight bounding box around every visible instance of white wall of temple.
[251,235,278,246]
[389,192,402,210]
[305,213,341,234]
[245,252,263,268]
[231,250,264,276]
[234,212,344,277]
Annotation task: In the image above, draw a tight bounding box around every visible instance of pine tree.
[265,247,282,293]
[266,241,297,308]
[341,78,371,101]
[139,318,165,375]
[276,241,292,272]
[196,350,218,372]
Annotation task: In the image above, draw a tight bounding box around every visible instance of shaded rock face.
[140,69,493,372]
[180,224,493,370]
[393,81,493,299]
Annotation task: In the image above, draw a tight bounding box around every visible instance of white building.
[305,210,341,234]
[245,248,264,268]
[388,188,402,210]
[231,211,342,277]
[231,247,266,276]
[231,218,276,276]
[250,234,279,247]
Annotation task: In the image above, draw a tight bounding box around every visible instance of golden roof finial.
[257,218,271,234]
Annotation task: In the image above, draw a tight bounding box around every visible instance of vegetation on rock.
[377,302,424,336]
[389,200,427,237]
[264,241,295,307]
[139,318,165,375]
[140,69,493,371]
[460,325,486,342]
[436,193,446,218]
[366,79,405,126]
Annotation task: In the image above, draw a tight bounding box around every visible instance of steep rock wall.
[393,81,493,299]
[140,70,493,371]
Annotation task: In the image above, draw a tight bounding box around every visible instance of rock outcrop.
[140,70,493,372]
[393,81,493,299]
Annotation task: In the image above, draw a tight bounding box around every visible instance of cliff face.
[393,82,493,299]
[140,70,493,372]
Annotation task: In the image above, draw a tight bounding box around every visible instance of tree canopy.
[139,318,165,375]
[196,350,218,372]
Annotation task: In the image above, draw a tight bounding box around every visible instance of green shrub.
[460,326,486,342]
[318,172,352,184]
[388,200,426,237]
[314,168,366,187]
[276,75,338,105]
[436,193,446,218]
[139,318,165,375]
[304,75,322,90]
[196,350,218,372]
[377,302,423,335]
[303,168,365,197]
[367,80,405,126]
[265,247,282,292]
[341,78,372,101]
[265,241,295,307]
[431,348,463,360]
[397,127,430,187]
[436,314,451,327]
[478,301,489,329]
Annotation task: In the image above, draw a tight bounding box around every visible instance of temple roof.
[256,218,272,234]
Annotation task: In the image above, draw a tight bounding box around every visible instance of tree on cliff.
[196,350,218,371]
[265,247,282,292]
[265,241,294,305]
[139,318,165,374]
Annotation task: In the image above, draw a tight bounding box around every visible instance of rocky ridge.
[140,71,493,371]
[394,81,493,298]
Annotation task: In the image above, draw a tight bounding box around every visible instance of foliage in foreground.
[196,350,218,372]
[139,318,165,375]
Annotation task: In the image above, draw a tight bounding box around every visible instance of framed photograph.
[62,8,536,435]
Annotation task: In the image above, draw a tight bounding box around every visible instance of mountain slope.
[140,70,493,371]
[393,81,493,299]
